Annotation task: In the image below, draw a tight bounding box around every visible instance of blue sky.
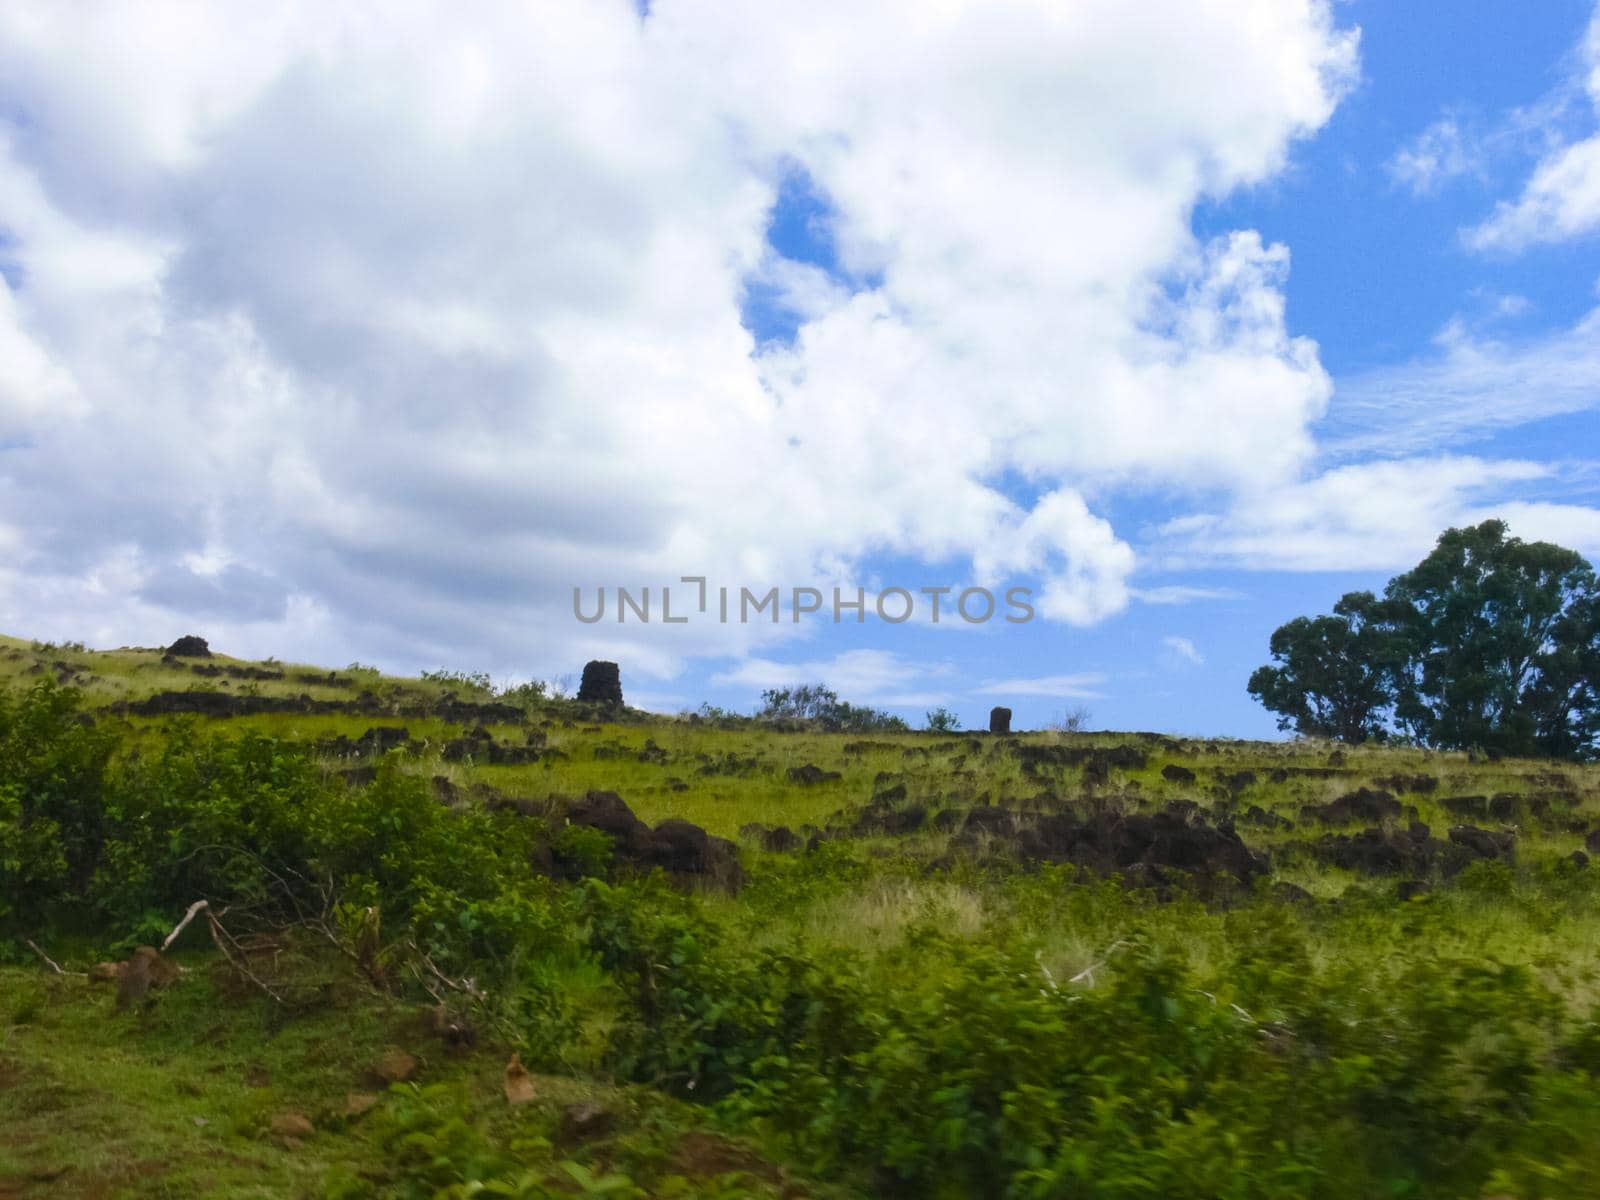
[0,2,1597,735]
[679,0,1600,734]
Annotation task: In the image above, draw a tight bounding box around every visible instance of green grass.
[8,633,1600,1197]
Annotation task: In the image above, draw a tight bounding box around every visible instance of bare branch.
[24,938,68,976]
[161,899,212,952]
[204,908,286,1005]
[1068,939,1128,986]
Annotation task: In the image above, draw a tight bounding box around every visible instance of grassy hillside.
[5,634,1600,1198]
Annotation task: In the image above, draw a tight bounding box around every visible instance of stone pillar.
[989,706,1012,734]
[578,660,623,706]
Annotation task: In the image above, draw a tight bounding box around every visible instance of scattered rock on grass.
[269,1112,314,1144]
[787,764,841,786]
[1300,789,1400,826]
[343,1093,380,1118]
[373,1049,418,1085]
[503,1053,536,1105]
[564,791,744,892]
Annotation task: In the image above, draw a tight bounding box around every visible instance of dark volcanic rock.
[321,726,413,758]
[953,805,1265,890]
[127,690,334,718]
[1375,773,1439,794]
[1241,805,1293,831]
[122,688,526,726]
[1270,881,1315,905]
[1300,788,1401,826]
[577,660,623,706]
[1489,793,1524,822]
[647,820,744,891]
[761,826,802,852]
[1218,770,1257,794]
[564,791,742,891]
[989,706,1012,735]
[787,764,841,786]
[166,635,212,657]
[1161,764,1197,784]
[1448,824,1515,863]
[1441,795,1489,820]
[566,790,654,857]
[1301,820,1513,878]
[962,806,1018,837]
[441,726,541,765]
[853,800,928,836]
[1397,879,1431,901]
[1012,744,1148,776]
[1310,827,1436,875]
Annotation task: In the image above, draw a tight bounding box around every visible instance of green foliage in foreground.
[10,674,1600,1196]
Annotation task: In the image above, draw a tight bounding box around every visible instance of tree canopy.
[1248,521,1599,759]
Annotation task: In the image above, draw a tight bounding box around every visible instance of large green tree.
[1247,590,1401,744]
[1250,521,1600,759]
[1384,520,1598,758]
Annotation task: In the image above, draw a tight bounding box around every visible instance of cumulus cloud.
[1389,118,1480,195]
[0,1,1359,676]
[1469,6,1600,249]
[1150,456,1583,571]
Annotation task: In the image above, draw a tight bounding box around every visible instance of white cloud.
[1324,306,1600,457]
[711,648,955,706]
[1130,584,1244,605]
[973,673,1107,699]
[1161,635,1204,665]
[1470,137,1600,250]
[1468,7,1600,250]
[1155,456,1568,571]
[619,689,692,715]
[0,1,1359,674]
[1462,500,1600,558]
[1389,118,1480,195]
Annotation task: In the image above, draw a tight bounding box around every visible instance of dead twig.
[161,899,213,952]
[202,905,286,1006]
[1068,939,1128,986]
[24,938,68,976]
[407,940,487,1004]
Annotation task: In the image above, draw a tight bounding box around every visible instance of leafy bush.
[757,683,909,733]
[422,668,496,694]
[12,678,1600,1196]
[0,679,118,930]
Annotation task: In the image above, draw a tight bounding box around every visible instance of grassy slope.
[4,633,1600,1197]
